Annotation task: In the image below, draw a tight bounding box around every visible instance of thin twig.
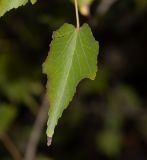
[24,95,49,160]
[0,133,22,160]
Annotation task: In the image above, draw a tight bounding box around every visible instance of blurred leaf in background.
[0,104,17,134]
[71,0,94,16]
[0,0,37,17]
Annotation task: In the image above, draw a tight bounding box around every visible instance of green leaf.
[0,104,17,134]
[0,0,37,17]
[43,23,99,139]
[97,130,122,156]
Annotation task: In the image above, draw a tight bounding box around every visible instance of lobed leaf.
[43,23,99,141]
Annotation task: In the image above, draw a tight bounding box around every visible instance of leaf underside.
[0,0,37,17]
[43,23,99,138]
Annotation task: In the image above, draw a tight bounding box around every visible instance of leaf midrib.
[49,30,78,129]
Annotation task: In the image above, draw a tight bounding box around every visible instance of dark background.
[0,0,147,160]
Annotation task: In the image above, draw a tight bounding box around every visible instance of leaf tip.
[47,137,52,147]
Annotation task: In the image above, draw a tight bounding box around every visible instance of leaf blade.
[43,23,99,138]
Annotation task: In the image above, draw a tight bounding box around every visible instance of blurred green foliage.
[0,0,147,160]
[0,104,17,134]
